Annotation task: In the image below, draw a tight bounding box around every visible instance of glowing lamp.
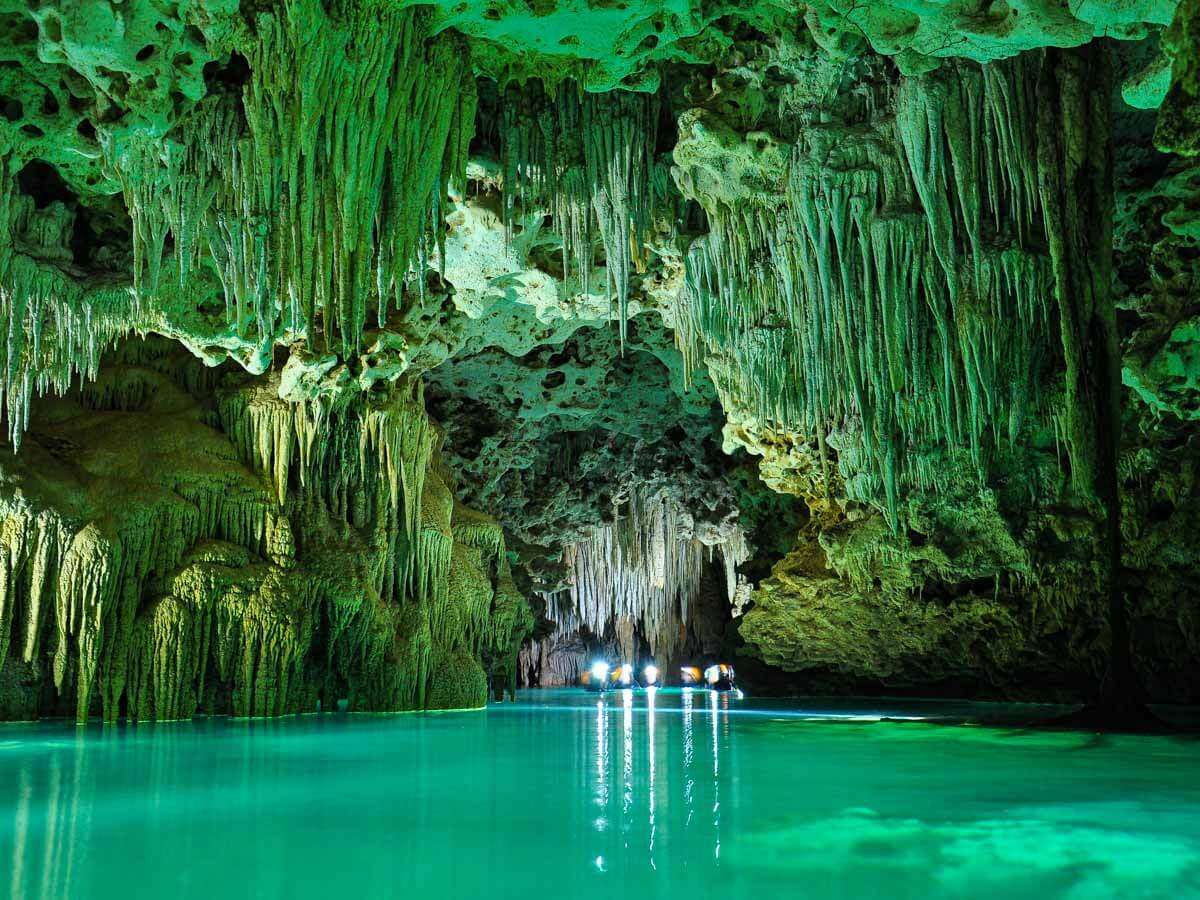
[590,661,610,682]
[643,664,659,686]
[704,663,737,691]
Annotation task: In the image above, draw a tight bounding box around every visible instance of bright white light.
[618,664,632,685]
[643,664,659,686]
[591,661,610,681]
[704,665,720,684]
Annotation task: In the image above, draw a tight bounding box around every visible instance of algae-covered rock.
[0,341,533,720]
[426,646,488,711]
[1155,0,1200,154]
[1,0,1199,716]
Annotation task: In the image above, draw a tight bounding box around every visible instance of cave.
[0,0,1198,896]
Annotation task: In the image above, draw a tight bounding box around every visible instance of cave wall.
[0,339,532,720]
[0,0,1196,716]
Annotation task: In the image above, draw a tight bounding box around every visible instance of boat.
[680,663,738,691]
[580,661,671,691]
[581,661,611,692]
[704,664,737,691]
[581,661,636,692]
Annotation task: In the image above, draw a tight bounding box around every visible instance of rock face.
[0,0,1197,718]
[0,339,533,720]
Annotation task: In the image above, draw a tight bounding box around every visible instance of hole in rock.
[40,14,62,43]
[0,95,21,121]
[0,12,37,44]
[203,51,251,94]
[17,159,75,209]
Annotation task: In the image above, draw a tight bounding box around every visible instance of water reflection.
[711,688,722,861]
[5,726,105,900]
[5,694,742,896]
[4,693,1197,900]
[582,686,738,879]
[622,688,634,855]
[594,699,608,835]
[9,764,29,900]
[682,688,695,831]
[646,687,657,870]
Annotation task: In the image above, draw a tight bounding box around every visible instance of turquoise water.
[2,689,1199,899]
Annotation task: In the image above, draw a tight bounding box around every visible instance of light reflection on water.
[1,690,1199,899]
[647,687,657,868]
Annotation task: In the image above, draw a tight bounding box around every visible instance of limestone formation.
[0,0,1197,718]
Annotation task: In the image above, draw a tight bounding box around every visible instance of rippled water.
[2,689,1199,899]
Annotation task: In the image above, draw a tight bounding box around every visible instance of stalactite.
[500,81,658,344]
[0,466,277,721]
[518,635,588,687]
[486,558,534,698]
[218,375,443,606]
[674,56,1056,526]
[0,264,145,448]
[105,1,476,357]
[219,383,329,505]
[210,368,534,712]
[1,358,531,721]
[452,505,507,574]
[545,487,748,661]
[0,165,145,446]
[359,382,438,555]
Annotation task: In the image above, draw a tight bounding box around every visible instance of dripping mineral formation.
[0,0,1197,721]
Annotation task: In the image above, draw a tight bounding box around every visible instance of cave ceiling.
[0,0,1197,718]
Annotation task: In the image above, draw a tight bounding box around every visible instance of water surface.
[3,689,1199,899]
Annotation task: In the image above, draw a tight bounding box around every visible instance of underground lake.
[2,0,1199,896]
[3,691,1199,900]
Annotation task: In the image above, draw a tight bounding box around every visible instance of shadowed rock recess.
[0,0,1196,721]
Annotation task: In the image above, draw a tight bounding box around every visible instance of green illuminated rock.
[0,0,1198,719]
